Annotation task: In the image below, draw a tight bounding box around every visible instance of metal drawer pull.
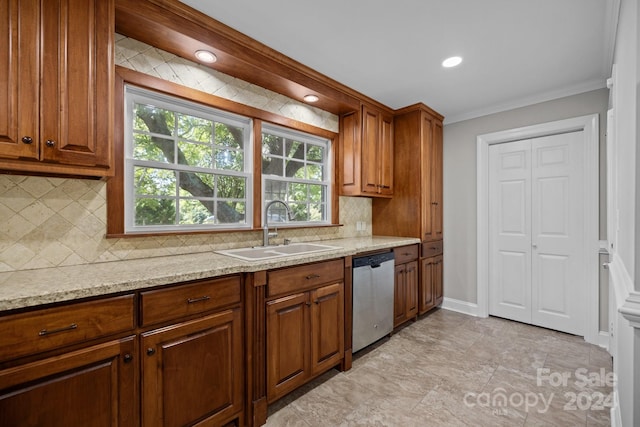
[305,274,320,280]
[39,323,78,336]
[187,296,211,304]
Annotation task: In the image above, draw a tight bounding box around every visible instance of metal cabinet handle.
[39,323,77,336]
[123,353,133,363]
[147,348,156,356]
[45,139,55,147]
[187,296,210,304]
[21,136,33,144]
[305,274,320,280]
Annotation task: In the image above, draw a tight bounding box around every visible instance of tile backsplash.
[0,175,371,272]
[0,35,371,272]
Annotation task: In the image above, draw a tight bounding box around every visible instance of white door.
[488,131,585,335]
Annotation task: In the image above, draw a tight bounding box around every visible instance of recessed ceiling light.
[195,50,217,63]
[442,56,463,68]
[303,94,319,103]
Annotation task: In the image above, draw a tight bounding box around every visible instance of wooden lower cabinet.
[394,260,419,327]
[419,254,443,315]
[141,308,243,427]
[266,282,344,403]
[0,336,137,427]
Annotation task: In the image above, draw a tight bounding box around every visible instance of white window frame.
[124,85,253,233]
[261,123,332,227]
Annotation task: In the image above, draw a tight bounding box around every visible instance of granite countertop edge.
[0,236,421,312]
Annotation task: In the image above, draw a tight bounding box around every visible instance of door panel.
[489,140,531,323]
[531,132,584,334]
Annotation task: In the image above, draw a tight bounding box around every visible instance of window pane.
[215,149,243,171]
[134,198,176,226]
[262,133,284,157]
[289,183,308,202]
[306,164,323,181]
[286,160,305,179]
[306,145,324,162]
[286,140,304,160]
[177,113,212,143]
[263,180,287,201]
[133,134,171,163]
[262,156,284,177]
[177,172,215,198]
[309,184,323,203]
[309,203,324,221]
[179,199,213,225]
[217,201,246,224]
[288,202,308,221]
[134,104,174,135]
[217,176,246,199]
[134,167,176,196]
[178,141,213,169]
[216,123,244,149]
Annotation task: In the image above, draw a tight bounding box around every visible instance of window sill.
[105,223,343,239]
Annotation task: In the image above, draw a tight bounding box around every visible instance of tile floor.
[265,309,613,426]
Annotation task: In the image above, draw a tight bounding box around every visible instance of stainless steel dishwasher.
[352,251,395,353]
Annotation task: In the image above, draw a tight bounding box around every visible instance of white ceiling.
[179,0,618,123]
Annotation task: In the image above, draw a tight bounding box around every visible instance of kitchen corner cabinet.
[393,245,419,328]
[0,0,114,177]
[140,276,244,427]
[339,104,394,197]
[265,259,344,403]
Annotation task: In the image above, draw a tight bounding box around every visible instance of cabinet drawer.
[422,240,443,258]
[140,275,241,326]
[267,259,344,298]
[394,245,419,264]
[0,295,134,362]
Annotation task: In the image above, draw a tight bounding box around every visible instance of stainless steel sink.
[215,242,342,261]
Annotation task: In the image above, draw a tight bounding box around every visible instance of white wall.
[442,89,608,303]
[608,0,639,425]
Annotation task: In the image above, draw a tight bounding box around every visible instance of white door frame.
[477,114,600,344]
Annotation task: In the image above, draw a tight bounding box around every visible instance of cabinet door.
[433,255,444,305]
[405,260,419,318]
[0,0,39,160]
[378,113,394,196]
[420,113,434,241]
[0,336,137,427]
[40,0,113,169]
[310,282,344,375]
[141,309,243,427]
[431,120,444,240]
[394,264,407,327]
[266,293,309,402]
[361,106,381,195]
[419,256,436,314]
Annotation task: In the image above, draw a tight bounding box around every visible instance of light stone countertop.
[0,236,420,312]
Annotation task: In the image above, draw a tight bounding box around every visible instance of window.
[124,85,252,232]
[261,124,331,225]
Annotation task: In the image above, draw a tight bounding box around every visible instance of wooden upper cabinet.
[0,0,114,176]
[339,104,393,197]
[421,113,443,242]
[372,103,444,241]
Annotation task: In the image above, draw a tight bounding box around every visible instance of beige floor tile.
[264,310,612,426]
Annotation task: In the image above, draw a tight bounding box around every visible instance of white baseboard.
[441,297,480,317]
[611,391,622,427]
[597,331,610,350]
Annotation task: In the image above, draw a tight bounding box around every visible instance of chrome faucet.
[263,199,293,247]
